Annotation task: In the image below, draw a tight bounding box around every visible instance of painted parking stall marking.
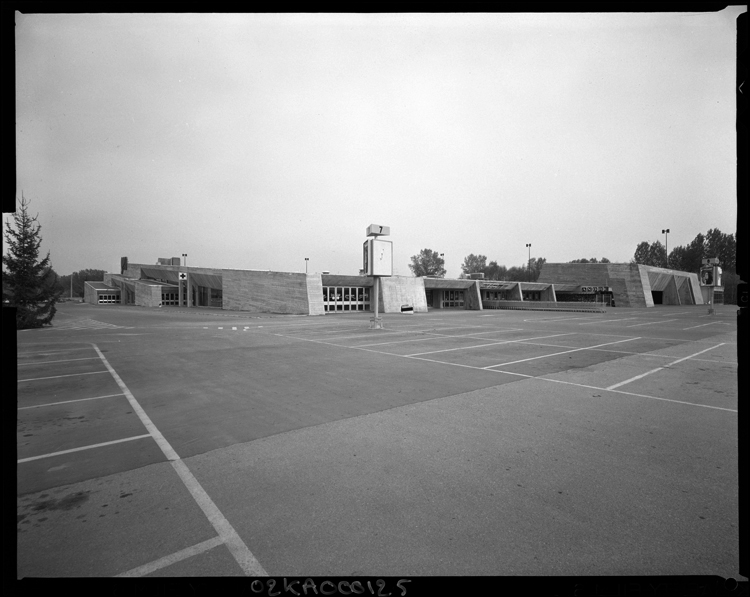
[18,434,153,463]
[626,319,679,328]
[17,392,126,411]
[17,341,267,577]
[405,333,575,357]
[116,536,225,577]
[18,370,110,383]
[91,344,268,576]
[484,337,641,369]
[606,343,726,390]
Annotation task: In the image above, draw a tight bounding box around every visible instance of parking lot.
[17,302,739,577]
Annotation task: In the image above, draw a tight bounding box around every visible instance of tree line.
[631,228,735,273]
[408,249,549,282]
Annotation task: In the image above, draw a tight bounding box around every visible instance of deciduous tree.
[461,254,487,277]
[408,249,446,277]
[632,240,667,267]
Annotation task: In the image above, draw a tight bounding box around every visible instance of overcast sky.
[14,10,742,278]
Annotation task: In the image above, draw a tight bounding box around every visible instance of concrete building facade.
[89,259,711,312]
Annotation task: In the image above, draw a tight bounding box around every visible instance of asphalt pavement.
[16,302,740,578]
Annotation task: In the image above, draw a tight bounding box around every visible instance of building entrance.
[442,290,464,308]
[323,286,371,312]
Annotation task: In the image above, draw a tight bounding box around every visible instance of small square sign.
[366,224,390,237]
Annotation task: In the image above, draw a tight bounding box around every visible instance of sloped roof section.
[423,278,476,289]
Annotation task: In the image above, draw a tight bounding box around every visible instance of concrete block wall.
[135,282,163,307]
[83,282,98,305]
[687,275,705,305]
[223,269,310,314]
[540,285,556,302]
[463,281,483,310]
[636,266,655,308]
[539,263,654,307]
[379,276,429,313]
[305,274,325,315]
[123,264,143,279]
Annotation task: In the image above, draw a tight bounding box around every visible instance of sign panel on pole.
[700,266,714,286]
[363,239,393,276]
[366,224,390,237]
[372,239,393,276]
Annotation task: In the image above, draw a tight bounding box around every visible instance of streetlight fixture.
[182,253,187,267]
[526,244,532,280]
[439,253,445,277]
[661,229,669,268]
[305,257,309,274]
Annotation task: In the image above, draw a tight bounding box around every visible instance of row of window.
[161,292,184,306]
[98,294,121,304]
[323,286,371,312]
[483,291,512,301]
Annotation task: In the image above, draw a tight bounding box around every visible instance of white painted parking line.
[535,376,738,413]
[18,356,102,366]
[483,337,640,369]
[274,331,737,412]
[17,393,126,410]
[17,347,94,356]
[18,434,152,463]
[405,333,575,357]
[682,322,726,330]
[354,328,525,348]
[605,343,725,390]
[92,344,267,577]
[509,342,738,366]
[18,370,109,383]
[116,536,224,577]
[625,319,678,328]
[578,317,641,325]
[524,316,592,322]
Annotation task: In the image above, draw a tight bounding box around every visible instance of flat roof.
[85,282,118,291]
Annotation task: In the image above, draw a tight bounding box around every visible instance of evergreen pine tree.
[3,195,62,328]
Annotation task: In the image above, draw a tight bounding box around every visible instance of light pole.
[305,257,309,274]
[181,254,188,308]
[661,230,669,268]
[526,244,531,281]
[440,253,445,277]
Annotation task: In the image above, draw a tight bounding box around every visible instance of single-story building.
[90,258,717,313]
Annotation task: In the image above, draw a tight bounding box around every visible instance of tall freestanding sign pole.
[364,225,392,330]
